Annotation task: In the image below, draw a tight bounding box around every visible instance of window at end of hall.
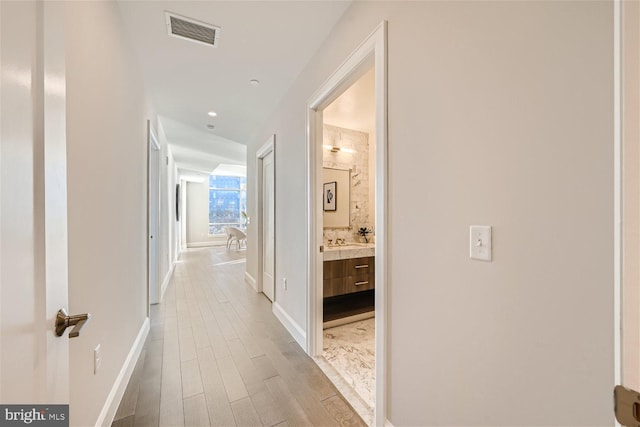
[208,175,247,236]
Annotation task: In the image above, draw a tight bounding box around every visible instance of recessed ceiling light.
[249,79,260,87]
[206,124,215,130]
[208,111,217,117]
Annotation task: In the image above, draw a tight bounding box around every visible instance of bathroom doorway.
[306,22,387,425]
[320,67,376,422]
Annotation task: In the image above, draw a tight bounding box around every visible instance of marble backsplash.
[323,124,373,245]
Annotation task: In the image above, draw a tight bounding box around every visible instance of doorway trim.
[256,135,276,297]
[305,21,388,425]
[614,0,622,400]
[617,0,640,405]
[146,121,161,310]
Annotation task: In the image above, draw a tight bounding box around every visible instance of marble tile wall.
[323,124,373,245]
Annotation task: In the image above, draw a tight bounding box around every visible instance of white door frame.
[256,135,276,296]
[147,122,161,307]
[615,0,640,425]
[613,0,622,404]
[617,0,640,401]
[306,21,387,425]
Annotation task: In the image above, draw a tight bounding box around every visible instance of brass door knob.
[55,308,91,338]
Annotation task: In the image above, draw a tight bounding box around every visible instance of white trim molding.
[614,0,622,404]
[256,135,276,297]
[273,302,306,348]
[95,317,150,427]
[245,271,257,291]
[256,135,275,159]
[160,262,175,303]
[187,240,227,248]
[384,420,395,427]
[305,21,388,426]
[149,126,160,151]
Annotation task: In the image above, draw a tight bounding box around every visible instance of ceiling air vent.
[165,12,220,47]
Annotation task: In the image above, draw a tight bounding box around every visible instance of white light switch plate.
[94,344,102,374]
[470,225,492,261]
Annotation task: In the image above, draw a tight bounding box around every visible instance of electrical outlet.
[94,344,102,375]
[283,278,287,290]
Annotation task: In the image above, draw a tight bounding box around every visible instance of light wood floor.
[112,247,365,427]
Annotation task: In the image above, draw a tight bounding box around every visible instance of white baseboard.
[272,302,306,348]
[160,262,175,302]
[244,272,257,291]
[187,241,225,248]
[95,317,150,427]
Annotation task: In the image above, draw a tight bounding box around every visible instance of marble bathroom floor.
[321,318,375,424]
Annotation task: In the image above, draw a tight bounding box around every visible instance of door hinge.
[320,245,324,253]
[615,385,640,426]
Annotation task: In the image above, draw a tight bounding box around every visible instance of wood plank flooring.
[112,247,365,427]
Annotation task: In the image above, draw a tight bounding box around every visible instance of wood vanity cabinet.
[323,256,374,297]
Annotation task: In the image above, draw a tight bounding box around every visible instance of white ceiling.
[323,67,375,135]
[117,1,351,176]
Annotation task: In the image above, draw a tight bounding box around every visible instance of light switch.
[470,225,492,261]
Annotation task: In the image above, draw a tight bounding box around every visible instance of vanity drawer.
[323,259,347,279]
[323,256,374,279]
[323,273,374,297]
[347,257,374,275]
[323,278,346,297]
[344,274,374,294]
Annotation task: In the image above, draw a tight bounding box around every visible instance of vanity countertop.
[323,243,375,261]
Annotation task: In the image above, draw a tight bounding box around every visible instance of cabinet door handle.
[355,281,369,286]
[354,265,369,269]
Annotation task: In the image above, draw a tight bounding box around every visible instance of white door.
[1,0,70,404]
[148,126,160,305]
[262,151,275,301]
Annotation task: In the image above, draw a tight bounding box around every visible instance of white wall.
[170,155,180,264]
[158,123,179,292]
[180,179,188,250]
[65,2,150,425]
[246,2,614,425]
[186,180,225,247]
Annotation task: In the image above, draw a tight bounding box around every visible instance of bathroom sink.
[323,243,375,260]
[325,243,366,251]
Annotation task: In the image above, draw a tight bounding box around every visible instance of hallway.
[112,247,364,427]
